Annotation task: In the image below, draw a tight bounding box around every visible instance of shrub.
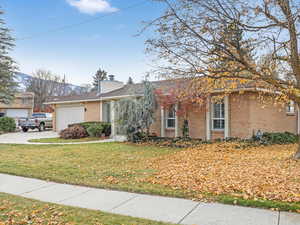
[0,117,16,132]
[260,132,298,145]
[69,122,98,130]
[140,132,298,148]
[69,121,111,137]
[101,123,111,137]
[87,124,103,137]
[60,125,88,139]
[182,120,189,138]
[145,136,203,148]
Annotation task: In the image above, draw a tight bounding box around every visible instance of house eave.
[45,87,270,105]
[44,94,141,105]
[44,99,101,105]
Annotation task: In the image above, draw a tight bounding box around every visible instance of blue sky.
[2,0,165,85]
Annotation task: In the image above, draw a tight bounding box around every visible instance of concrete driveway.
[0,131,59,144]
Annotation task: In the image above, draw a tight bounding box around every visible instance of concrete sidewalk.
[0,131,115,145]
[0,173,299,225]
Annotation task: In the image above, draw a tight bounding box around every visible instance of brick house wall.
[150,102,207,139]
[51,91,298,138]
[149,106,162,136]
[186,105,206,139]
[230,93,252,138]
[149,92,298,140]
[248,93,297,135]
[84,102,101,122]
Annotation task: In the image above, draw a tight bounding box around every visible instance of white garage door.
[56,106,84,131]
[6,109,29,118]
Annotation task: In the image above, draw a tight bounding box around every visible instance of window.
[102,102,111,122]
[212,101,225,130]
[287,101,295,114]
[46,113,52,118]
[32,113,46,118]
[22,97,32,105]
[166,105,176,128]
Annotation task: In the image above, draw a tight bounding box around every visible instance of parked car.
[19,113,53,132]
[0,112,5,117]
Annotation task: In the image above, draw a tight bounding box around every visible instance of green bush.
[0,117,16,132]
[182,120,189,138]
[87,124,104,137]
[69,122,111,137]
[142,132,298,148]
[145,136,203,148]
[260,132,298,145]
[102,123,111,137]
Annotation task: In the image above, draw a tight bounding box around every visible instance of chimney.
[109,75,115,81]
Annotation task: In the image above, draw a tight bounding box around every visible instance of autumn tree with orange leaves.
[145,0,300,159]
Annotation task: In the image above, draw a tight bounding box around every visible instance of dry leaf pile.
[144,143,300,202]
[0,200,72,225]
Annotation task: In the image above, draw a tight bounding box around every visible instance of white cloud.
[67,0,118,15]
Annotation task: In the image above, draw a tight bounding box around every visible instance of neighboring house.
[45,75,124,131]
[45,79,299,140]
[0,92,35,118]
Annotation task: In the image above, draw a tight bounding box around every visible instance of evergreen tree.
[127,76,134,84]
[0,9,17,103]
[140,80,155,137]
[92,68,107,90]
[116,80,155,141]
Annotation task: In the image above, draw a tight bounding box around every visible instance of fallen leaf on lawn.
[141,142,300,203]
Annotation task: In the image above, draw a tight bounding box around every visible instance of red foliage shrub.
[59,125,88,139]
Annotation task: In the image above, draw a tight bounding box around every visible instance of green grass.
[213,194,300,212]
[0,143,299,213]
[0,143,187,198]
[28,137,104,143]
[0,192,173,225]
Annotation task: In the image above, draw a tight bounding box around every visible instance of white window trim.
[287,101,295,114]
[211,101,225,131]
[166,105,176,129]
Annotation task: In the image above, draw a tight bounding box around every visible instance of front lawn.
[0,142,299,212]
[0,192,172,225]
[28,137,104,143]
[0,143,186,198]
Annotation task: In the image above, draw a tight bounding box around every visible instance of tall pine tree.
[127,77,134,84]
[0,9,17,103]
[92,68,107,90]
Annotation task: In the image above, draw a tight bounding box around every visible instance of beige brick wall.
[229,93,252,138]
[187,105,206,139]
[229,92,297,138]
[150,106,162,136]
[211,131,224,140]
[165,129,175,137]
[249,93,297,136]
[53,92,298,138]
[150,103,206,139]
[84,101,101,122]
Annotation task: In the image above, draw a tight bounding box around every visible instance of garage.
[56,106,84,131]
[6,109,29,118]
